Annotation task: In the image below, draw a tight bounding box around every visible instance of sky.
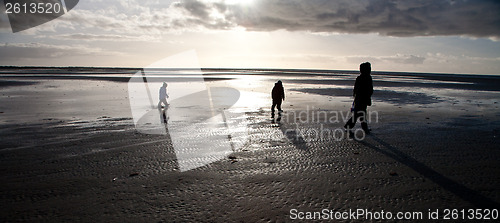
[0,0,499,75]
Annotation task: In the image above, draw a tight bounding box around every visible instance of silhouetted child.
[271,80,285,116]
[344,62,373,133]
[158,82,169,109]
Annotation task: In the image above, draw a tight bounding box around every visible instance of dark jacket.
[272,82,285,102]
[353,73,373,106]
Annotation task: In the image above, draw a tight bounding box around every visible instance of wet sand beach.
[1,68,499,222]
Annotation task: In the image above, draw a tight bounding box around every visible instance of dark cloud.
[178,0,500,38]
[48,33,160,42]
[347,54,426,65]
[0,43,106,60]
[176,0,211,20]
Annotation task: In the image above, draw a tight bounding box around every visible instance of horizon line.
[0,65,498,77]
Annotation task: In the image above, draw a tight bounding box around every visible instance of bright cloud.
[0,42,120,61]
[0,0,499,74]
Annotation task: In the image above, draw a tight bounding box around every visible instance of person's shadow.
[358,135,499,208]
[270,110,499,208]
[272,111,309,151]
[159,105,169,125]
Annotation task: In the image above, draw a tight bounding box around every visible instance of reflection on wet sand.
[1,68,500,221]
[133,87,244,172]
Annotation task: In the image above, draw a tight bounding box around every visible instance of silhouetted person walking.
[271,80,285,116]
[158,82,169,109]
[345,62,373,133]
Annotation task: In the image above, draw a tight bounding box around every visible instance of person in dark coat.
[344,62,373,133]
[271,80,285,115]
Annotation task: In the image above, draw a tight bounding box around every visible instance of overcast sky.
[0,0,499,74]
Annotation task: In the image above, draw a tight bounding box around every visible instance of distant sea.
[1,67,499,92]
